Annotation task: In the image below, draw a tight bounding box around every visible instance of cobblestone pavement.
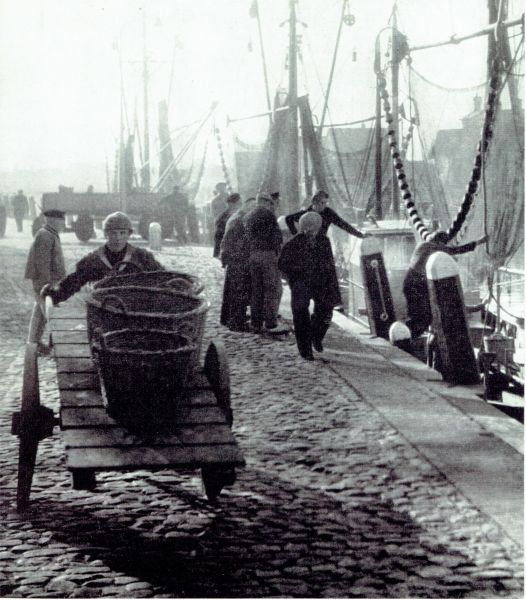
[0,228,523,598]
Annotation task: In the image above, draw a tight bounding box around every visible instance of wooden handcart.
[11,301,245,510]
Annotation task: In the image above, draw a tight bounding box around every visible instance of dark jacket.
[50,244,163,304]
[278,233,319,288]
[285,206,364,238]
[213,206,237,258]
[245,206,282,254]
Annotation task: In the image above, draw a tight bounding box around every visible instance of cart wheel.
[203,341,232,426]
[201,466,236,502]
[16,344,41,511]
[73,212,94,242]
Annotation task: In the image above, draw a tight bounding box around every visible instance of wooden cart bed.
[49,304,245,491]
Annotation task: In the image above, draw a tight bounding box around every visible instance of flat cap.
[226,193,241,204]
[43,209,66,218]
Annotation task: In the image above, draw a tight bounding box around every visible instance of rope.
[409,66,486,92]
[377,50,502,241]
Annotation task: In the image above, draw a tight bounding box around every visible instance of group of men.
[214,189,352,361]
[215,191,287,336]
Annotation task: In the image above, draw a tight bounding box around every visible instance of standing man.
[159,185,190,244]
[213,192,241,259]
[219,196,256,330]
[244,192,287,334]
[12,190,29,233]
[25,209,66,354]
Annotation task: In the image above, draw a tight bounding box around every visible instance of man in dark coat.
[403,230,487,338]
[25,209,66,353]
[279,212,333,360]
[42,211,163,304]
[213,193,241,259]
[12,190,29,233]
[219,196,256,330]
[285,190,367,309]
[245,193,286,333]
[159,185,190,244]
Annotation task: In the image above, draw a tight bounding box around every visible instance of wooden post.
[426,252,480,384]
[360,237,396,339]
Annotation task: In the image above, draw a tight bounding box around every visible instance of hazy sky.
[0,0,521,188]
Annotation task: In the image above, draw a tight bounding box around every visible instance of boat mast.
[253,0,273,124]
[318,0,348,138]
[390,8,400,219]
[374,37,383,220]
[142,10,151,191]
[118,41,128,212]
[287,0,300,213]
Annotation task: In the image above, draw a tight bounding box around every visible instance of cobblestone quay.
[0,228,523,598]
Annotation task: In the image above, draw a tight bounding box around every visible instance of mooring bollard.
[149,221,162,251]
[360,237,396,339]
[426,251,480,385]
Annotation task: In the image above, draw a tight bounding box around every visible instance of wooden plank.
[58,372,100,391]
[51,306,85,319]
[66,444,245,470]
[60,389,104,408]
[52,330,89,344]
[56,357,96,374]
[50,319,86,331]
[59,386,219,408]
[54,344,92,358]
[62,423,236,448]
[60,405,227,428]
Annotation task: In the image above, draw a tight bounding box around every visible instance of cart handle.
[44,296,54,320]
[99,294,128,316]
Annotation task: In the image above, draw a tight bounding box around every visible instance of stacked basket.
[87,270,208,420]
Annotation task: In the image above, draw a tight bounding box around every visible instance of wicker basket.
[93,270,204,296]
[86,286,209,369]
[91,328,196,419]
